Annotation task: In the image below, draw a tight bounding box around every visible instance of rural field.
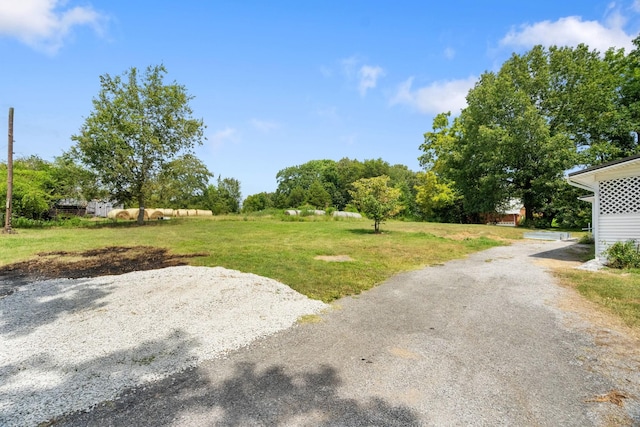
[1,215,638,330]
[0,216,523,302]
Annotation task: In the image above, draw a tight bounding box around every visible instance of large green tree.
[420,43,637,224]
[71,64,205,224]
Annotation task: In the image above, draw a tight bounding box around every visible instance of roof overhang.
[567,154,640,190]
[578,194,594,204]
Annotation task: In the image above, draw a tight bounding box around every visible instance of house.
[482,199,525,227]
[567,154,640,260]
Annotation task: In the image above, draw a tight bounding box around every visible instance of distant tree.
[306,180,332,209]
[217,177,242,213]
[242,192,273,213]
[275,160,335,203]
[51,154,105,202]
[202,177,242,214]
[287,186,307,208]
[70,64,205,224]
[149,154,212,208]
[349,175,402,233]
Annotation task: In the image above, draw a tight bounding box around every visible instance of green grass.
[556,268,640,329]
[0,216,522,302]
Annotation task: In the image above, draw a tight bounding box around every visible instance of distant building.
[567,154,640,260]
[52,199,87,218]
[483,199,525,227]
[52,199,122,218]
[87,200,122,217]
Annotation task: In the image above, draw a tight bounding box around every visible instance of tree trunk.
[374,220,380,233]
[137,194,145,225]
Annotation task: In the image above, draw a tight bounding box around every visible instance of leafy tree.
[306,180,332,209]
[1,156,62,219]
[149,154,212,208]
[414,171,457,219]
[70,64,205,224]
[242,192,274,213]
[201,177,242,214]
[51,154,105,202]
[275,159,335,206]
[286,186,307,208]
[217,177,242,213]
[362,158,391,178]
[349,175,402,233]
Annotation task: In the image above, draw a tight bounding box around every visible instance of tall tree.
[71,64,205,224]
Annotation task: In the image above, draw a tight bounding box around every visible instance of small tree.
[349,175,402,233]
[71,64,205,224]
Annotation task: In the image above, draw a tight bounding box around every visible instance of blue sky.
[1,1,640,199]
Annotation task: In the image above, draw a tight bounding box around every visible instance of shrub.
[578,233,595,245]
[604,240,640,269]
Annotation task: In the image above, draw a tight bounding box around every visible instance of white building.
[567,154,640,260]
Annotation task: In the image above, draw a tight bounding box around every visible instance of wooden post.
[4,107,14,233]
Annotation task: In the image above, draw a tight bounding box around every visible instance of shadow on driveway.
[55,361,420,427]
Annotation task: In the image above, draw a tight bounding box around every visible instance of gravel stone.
[0,266,328,427]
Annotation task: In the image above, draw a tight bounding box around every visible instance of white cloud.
[444,47,456,60]
[340,56,385,96]
[358,65,385,96]
[634,0,640,12]
[500,15,634,52]
[209,127,237,150]
[250,119,280,133]
[0,0,106,54]
[390,76,477,115]
[341,56,359,78]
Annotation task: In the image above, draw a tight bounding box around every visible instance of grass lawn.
[0,216,523,302]
[556,268,640,330]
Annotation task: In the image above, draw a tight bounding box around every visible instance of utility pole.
[4,107,14,234]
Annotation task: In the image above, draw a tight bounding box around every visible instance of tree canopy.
[349,175,402,233]
[71,64,205,224]
[419,41,640,226]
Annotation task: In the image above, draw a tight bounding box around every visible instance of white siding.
[597,213,640,258]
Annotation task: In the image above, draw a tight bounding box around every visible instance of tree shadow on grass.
[345,228,388,235]
[55,361,420,426]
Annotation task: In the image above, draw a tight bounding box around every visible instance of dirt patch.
[0,246,208,297]
[314,255,354,262]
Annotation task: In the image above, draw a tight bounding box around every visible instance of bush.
[604,240,640,269]
[578,233,595,245]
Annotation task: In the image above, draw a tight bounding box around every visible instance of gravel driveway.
[5,240,640,426]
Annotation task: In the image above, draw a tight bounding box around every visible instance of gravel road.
[3,240,640,426]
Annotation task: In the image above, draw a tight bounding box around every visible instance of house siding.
[598,214,640,257]
[596,176,640,259]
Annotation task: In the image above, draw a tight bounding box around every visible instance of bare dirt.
[0,246,207,298]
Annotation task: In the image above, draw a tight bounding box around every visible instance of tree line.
[0,154,242,221]
[6,35,640,228]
